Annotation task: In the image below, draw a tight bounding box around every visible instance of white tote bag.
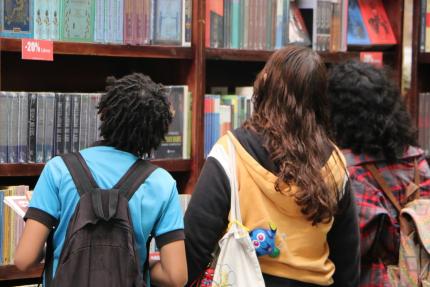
[210,135,266,287]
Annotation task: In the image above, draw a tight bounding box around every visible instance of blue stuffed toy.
[249,222,280,258]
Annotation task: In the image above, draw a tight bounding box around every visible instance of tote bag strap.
[226,132,243,229]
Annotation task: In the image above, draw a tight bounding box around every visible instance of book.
[17,92,29,163]
[289,1,311,45]
[347,0,370,45]
[153,0,182,44]
[123,0,133,44]
[63,93,72,154]
[55,93,64,155]
[3,196,29,218]
[71,94,81,153]
[50,0,61,40]
[27,93,37,163]
[358,0,396,45]
[94,0,105,42]
[1,0,33,38]
[206,0,224,48]
[181,0,192,46]
[7,93,19,163]
[44,93,55,162]
[0,93,8,163]
[426,0,430,52]
[79,94,89,150]
[34,0,45,39]
[60,0,96,42]
[35,93,46,163]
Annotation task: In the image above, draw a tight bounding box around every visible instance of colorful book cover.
[1,0,33,38]
[358,0,396,45]
[60,0,95,42]
[206,0,223,48]
[289,2,310,45]
[154,86,185,159]
[230,0,240,48]
[347,0,370,45]
[153,0,182,44]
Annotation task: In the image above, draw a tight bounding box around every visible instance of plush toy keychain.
[249,222,281,258]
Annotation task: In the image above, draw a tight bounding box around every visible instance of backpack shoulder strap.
[114,159,157,200]
[364,163,402,213]
[61,153,98,196]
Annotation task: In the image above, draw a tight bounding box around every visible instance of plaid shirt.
[343,146,430,287]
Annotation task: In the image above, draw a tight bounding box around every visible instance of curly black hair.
[98,73,172,157]
[327,61,417,162]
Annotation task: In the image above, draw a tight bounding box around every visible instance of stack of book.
[0,87,191,163]
[204,86,253,157]
[0,0,192,46]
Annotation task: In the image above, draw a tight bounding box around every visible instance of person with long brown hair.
[184,46,360,287]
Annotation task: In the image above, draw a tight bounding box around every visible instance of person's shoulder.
[44,155,68,175]
[145,167,177,195]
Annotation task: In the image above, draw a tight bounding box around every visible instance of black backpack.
[45,152,157,287]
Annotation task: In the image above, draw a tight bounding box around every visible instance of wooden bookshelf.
[206,48,391,63]
[0,160,191,177]
[0,38,193,59]
[0,264,43,284]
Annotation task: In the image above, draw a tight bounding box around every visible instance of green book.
[60,0,95,42]
[230,0,240,49]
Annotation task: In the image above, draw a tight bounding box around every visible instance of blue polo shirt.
[25,146,185,279]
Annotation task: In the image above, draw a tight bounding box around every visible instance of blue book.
[347,0,370,45]
[0,92,8,164]
[1,0,34,38]
[230,0,240,49]
[153,0,182,44]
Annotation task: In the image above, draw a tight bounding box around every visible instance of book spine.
[44,93,55,162]
[27,93,37,163]
[275,0,283,48]
[42,0,50,39]
[426,0,430,52]
[116,0,124,43]
[35,93,46,163]
[224,0,231,48]
[420,0,426,52]
[18,92,28,163]
[50,0,61,40]
[94,0,103,42]
[243,0,249,49]
[63,94,72,154]
[124,0,132,44]
[0,191,3,264]
[230,0,240,48]
[34,0,44,39]
[55,93,64,156]
[71,94,81,153]
[7,93,18,163]
[0,93,8,163]
[183,0,192,46]
[238,0,244,49]
[79,94,89,150]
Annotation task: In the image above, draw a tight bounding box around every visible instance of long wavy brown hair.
[244,46,340,225]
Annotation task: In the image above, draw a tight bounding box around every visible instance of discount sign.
[21,39,54,61]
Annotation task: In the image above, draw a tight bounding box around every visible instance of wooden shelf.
[0,160,191,177]
[419,53,430,64]
[0,38,193,59]
[206,48,366,63]
[0,264,43,283]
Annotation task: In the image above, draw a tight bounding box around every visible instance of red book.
[358,0,396,45]
[206,0,224,47]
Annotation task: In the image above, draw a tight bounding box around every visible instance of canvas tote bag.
[210,133,266,287]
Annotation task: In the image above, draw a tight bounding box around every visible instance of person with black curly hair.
[14,73,187,287]
[327,61,430,287]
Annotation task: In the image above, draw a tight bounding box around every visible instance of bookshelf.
[0,0,409,285]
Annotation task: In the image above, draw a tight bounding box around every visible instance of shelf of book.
[0,264,43,283]
[0,38,193,60]
[206,48,376,63]
[419,53,430,64]
[0,160,191,177]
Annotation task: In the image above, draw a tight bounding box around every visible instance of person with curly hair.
[14,73,187,287]
[327,61,430,287]
[185,46,360,287]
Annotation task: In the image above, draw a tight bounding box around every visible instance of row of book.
[205,0,396,51]
[0,0,192,46]
[0,185,28,265]
[0,88,191,164]
[204,87,253,157]
[419,93,430,155]
[420,0,430,52]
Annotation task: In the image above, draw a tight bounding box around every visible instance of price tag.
[21,39,54,61]
[360,52,383,67]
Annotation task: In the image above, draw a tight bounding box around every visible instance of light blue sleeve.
[29,158,62,220]
[153,182,184,237]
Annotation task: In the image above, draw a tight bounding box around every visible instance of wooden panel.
[0,160,191,177]
[206,48,368,63]
[0,38,192,59]
[419,53,430,64]
[0,264,43,282]
[1,52,191,92]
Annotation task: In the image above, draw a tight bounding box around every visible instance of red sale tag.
[21,39,54,61]
[360,52,383,67]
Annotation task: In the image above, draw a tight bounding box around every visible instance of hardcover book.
[347,0,370,45]
[1,0,33,38]
[153,0,182,44]
[60,0,95,42]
